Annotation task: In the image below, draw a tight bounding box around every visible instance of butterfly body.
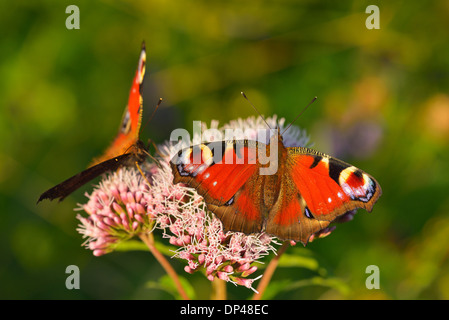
[171,129,381,245]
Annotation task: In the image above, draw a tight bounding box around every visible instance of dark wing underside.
[37,153,134,203]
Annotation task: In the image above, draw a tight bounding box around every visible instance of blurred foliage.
[1,0,449,299]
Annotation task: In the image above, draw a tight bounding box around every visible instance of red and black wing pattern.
[267,147,382,244]
[170,140,266,234]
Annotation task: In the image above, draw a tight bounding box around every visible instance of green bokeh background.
[1,1,449,299]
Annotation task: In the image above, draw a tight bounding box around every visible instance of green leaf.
[262,276,350,299]
[114,239,149,252]
[146,274,196,300]
[286,276,351,295]
[277,248,320,271]
[113,237,175,256]
[261,279,291,300]
[154,239,177,257]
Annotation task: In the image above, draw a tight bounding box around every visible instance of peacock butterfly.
[38,43,148,203]
[170,123,382,245]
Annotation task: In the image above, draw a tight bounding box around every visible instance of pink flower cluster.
[155,163,278,290]
[76,166,156,256]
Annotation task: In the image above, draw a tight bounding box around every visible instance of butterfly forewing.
[172,140,259,205]
[171,140,266,233]
[38,44,147,203]
[288,148,382,218]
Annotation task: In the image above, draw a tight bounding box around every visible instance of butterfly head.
[268,126,284,147]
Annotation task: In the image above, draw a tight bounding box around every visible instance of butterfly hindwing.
[264,173,331,244]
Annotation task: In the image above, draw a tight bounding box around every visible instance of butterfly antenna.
[143,98,163,129]
[141,148,162,168]
[282,96,317,136]
[147,138,165,161]
[241,92,272,130]
[142,98,165,164]
[140,97,162,150]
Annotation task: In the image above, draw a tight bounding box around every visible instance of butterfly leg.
[135,162,152,186]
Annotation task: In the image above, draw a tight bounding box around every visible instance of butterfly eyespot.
[355,179,376,203]
[120,110,131,135]
[177,164,190,177]
[225,196,234,206]
[304,207,314,219]
[200,145,214,166]
[176,148,184,158]
[137,51,146,83]
[339,167,376,203]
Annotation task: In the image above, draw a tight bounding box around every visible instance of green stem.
[211,278,227,300]
[252,241,290,300]
[139,232,190,300]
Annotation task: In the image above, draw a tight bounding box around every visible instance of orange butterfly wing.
[91,43,146,165]
[38,44,147,202]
